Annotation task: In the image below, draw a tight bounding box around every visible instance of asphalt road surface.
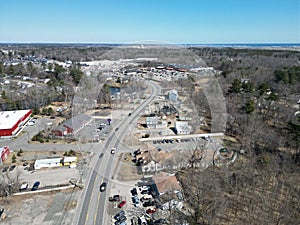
[75,81,161,225]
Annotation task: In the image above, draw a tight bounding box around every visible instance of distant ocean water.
[183,43,300,48]
[1,43,300,49]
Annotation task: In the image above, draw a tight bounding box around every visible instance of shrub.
[12,154,16,163]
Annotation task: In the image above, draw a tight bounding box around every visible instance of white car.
[27,121,35,126]
[111,148,116,154]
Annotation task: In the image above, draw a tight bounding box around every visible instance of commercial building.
[0,110,32,138]
[146,117,167,129]
[34,156,78,169]
[175,121,191,134]
[51,114,92,137]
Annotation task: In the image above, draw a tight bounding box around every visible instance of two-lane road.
[75,81,161,225]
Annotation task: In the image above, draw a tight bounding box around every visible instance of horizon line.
[0,42,300,45]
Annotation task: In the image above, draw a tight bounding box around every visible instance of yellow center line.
[85,175,98,225]
[94,177,104,225]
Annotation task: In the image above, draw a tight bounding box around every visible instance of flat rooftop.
[0,110,31,130]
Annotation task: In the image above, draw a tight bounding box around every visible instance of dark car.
[141,189,149,195]
[113,210,125,220]
[128,113,132,116]
[100,182,107,192]
[131,196,139,205]
[1,166,9,173]
[109,195,121,202]
[130,188,137,196]
[118,215,127,222]
[143,201,155,207]
[0,208,4,218]
[114,215,127,225]
[31,181,40,191]
[155,219,167,224]
[9,165,16,172]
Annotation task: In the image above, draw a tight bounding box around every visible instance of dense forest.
[177,47,300,224]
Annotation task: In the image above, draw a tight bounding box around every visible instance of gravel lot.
[0,154,91,225]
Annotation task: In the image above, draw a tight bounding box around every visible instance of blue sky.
[0,0,299,43]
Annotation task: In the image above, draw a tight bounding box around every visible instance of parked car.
[143,201,155,207]
[27,121,35,126]
[117,215,127,222]
[31,181,40,191]
[140,186,150,191]
[131,196,140,206]
[19,182,28,191]
[141,195,152,202]
[100,182,107,192]
[0,208,4,218]
[113,210,125,220]
[9,165,16,172]
[146,208,157,214]
[115,216,127,225]
[141,189,149,195]
[130,188,137,196]
[118,200,126,208]
[1,166,9,173]
[154,219,167,224]
[109,195,121,202]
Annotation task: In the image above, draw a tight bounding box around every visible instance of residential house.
[141,149,190,173]
[152,172,181,196]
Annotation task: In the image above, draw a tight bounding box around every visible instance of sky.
[0,0,299,43]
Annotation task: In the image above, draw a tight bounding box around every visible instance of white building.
[146,117,167,129]
[34,158,62,169]
[175,121,191,134]
[168,89,178,102]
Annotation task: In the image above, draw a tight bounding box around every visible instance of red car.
[146,208,157,214]
[118,200,126,208]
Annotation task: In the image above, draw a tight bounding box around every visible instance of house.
[175,121,191,134]
[152,172,181,196]
[168,89,178,102]
[141,149,190,173]
[51,114,92,137]
[146,117,167,129]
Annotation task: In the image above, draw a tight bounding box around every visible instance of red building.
[0,110,32,138]
[0,146,10,163]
